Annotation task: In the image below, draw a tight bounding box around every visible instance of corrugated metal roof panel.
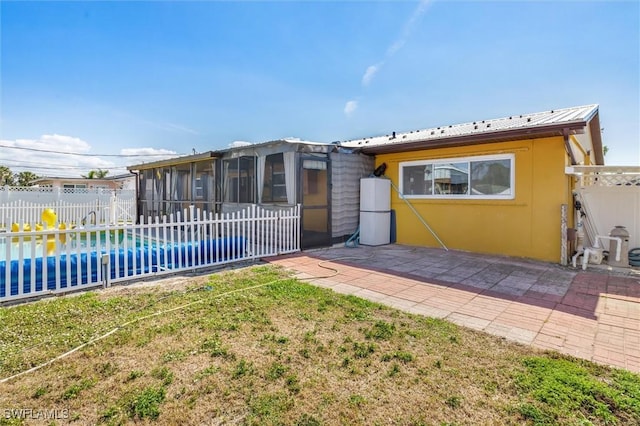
[340,104,598,150]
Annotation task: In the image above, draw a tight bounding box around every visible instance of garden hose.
[345,226,360,248]
[0,252,376,384]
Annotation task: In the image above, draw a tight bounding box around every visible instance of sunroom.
[128,139,374,249]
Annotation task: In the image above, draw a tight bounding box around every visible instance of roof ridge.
[341,104,599,146]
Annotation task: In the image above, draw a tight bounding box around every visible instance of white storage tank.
[359,178,391,246]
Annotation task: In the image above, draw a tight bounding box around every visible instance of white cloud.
[362,65,381,87]
[121,147,179,168]
[0,135,115,178]
[361,0,432,87]
[111,109,199,135]
[0,134,177,178]
[120,147,177,156]
[388,0,431,58]
[43,134,92,152]
[387,39,406,57]
[155,122,199,135]
[344,100,358,117]
[228,141,253,148]
[13,134,92,153]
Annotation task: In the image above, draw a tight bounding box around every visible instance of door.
[300,157,331,249]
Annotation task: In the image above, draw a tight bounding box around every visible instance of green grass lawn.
[0,265,638,425]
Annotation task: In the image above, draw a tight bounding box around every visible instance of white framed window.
[399,154,515,199]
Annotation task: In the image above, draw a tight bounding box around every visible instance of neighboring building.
[128,139,374,249]
[340,104,603,262]
[33,174,136,191]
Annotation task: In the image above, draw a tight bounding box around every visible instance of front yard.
[0,266,638,425]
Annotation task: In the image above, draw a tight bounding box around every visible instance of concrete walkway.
[266,244,640,373]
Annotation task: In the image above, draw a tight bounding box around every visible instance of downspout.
[130,170,140,223]
[563,129,577,166]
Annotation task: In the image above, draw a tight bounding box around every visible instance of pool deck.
[265,244,640,373]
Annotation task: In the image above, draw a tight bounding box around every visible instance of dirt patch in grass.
[0,265,638,425]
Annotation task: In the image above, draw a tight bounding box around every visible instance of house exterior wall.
[330,152,375,241]
[375,136,571,262]
[36,178,121,190]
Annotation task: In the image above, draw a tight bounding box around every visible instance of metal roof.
[340,104,599,153]
[128,151,220,171]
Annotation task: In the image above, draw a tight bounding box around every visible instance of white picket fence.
[1,204,301,303]
[0,189,136,228]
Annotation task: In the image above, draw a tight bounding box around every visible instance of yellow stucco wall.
[376,137,572,262]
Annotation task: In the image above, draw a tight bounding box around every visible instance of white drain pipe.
[579,235,622,270]
[596,235,623,262]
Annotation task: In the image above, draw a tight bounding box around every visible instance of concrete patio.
[266,244,640,373]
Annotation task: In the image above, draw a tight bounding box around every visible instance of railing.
[0,190,137,228]
[566,166,640,188]
[0,204,301,303]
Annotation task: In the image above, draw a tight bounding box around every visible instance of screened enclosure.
[135,153,218,219]
[130,141,375,248]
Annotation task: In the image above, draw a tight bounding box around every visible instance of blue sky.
[1,1,638,176]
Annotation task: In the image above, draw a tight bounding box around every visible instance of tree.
[0,166,15,186]
[603,145,609,157]
[82,169,109,179]
[15,171,39,187]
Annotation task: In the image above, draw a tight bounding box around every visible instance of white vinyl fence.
[1,204,300,303]
[567,166,640,249]
[0,187,136,227]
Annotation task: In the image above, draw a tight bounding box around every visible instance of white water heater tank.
[359,178,391,246]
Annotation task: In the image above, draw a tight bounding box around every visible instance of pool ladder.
[80,210,97,226]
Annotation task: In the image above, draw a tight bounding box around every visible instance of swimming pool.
[0,236,246,299]
[0,229,137,261]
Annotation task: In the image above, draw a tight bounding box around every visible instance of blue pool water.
[0,237,246,299]
[0,230,140,261]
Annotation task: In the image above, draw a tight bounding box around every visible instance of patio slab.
[265,244,640,373]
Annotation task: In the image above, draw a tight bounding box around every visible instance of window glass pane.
[194,160,214,200]
[263,153,287,203]
[470,159,511,195]
[223,158,255,203]
[302,160,326,170]
[434,163,468,195]
[403,165,433,195]
[273,173,285,185]
[223,159,237,202]
[172,164,191,203]
[400,155,512,199]
[238,157,255,203]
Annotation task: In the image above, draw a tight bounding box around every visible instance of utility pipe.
[594,235,622,262]
[581,247,602,270]
[579,235,622,270]
[386,178,448,251]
